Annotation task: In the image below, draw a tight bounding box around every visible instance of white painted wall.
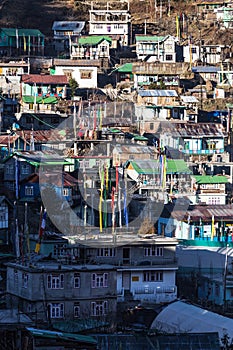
[53,65,98,89]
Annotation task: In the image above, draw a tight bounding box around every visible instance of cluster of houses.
[0,0,232,348]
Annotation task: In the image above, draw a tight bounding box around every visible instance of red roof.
[21,74,68,84]
[0,134,19,145]
[21,172,79,187]
[16,130,66,142]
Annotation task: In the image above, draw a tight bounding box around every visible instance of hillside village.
[0,0,232,348]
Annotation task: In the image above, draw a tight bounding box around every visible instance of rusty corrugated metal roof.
[17,130,66,142]
[21,74,68,84]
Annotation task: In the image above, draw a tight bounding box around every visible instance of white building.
[89,1,131,48]
[52,59,100,89]
[135,35,177,63]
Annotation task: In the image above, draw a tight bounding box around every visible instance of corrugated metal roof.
[116,62,133,73]
[135,35,169,42]
[0,134,19,145]
[172,122,226,137]
[22,74,68,84]
[1,28,44,37]
[52,21,85,32]
[193,175,229,184]
[188,204,233,221]
[192,66,220,73]
[16,130,66,142]
[138,90,178,97]
[53,59,100,67]
[78,35,112,46]
[128,159,192,175]
[180,95,199,103]
[26,327,97,345]
[151,300,233,342]
[22,96,57,104]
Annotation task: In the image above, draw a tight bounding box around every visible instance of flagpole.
[25,202,30,260]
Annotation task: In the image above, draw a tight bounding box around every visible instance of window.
[47,274,64,289]
[63,188,69,197]
[6,165,14,174]
[143,271,163,282]
[74,273,80,288]
[215,284,220,297]
[54,244,67,257]
[25,186,34,196]
[74,302,80,318]
[22,272,29,288]
[97,248,116,257]
[21,164,29,175]
[14,269,18,284]
[0,212,6,221]
[92,273,108,288]
[144,246,163,256]
[150,122,154,130]
[91,301,108,316]
[165,54,173,61]
[48,303,64,318]
[80,70,93,79]
[132,276,139,282]
[208,197,221,205]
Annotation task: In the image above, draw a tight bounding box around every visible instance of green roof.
[26,327,97,345]
[129,159,192,175]
[22,96,57,104]
[116,62,133,73]
[1,28,44,37]
[167,159,192,174]
[78,35,112,46]
[109,128,123,133]
[132,134,148,141]
[135,35,168,42]
[53,319,109,333]
[193,175,229,184]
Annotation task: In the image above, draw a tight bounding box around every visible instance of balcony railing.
[182,149,224,155]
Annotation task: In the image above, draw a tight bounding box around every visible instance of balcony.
[182,149,224,155]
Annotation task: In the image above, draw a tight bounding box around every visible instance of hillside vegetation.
[0,0,232,46]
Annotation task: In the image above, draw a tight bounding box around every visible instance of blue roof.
[192,66,220,73]
[138,90,178,97]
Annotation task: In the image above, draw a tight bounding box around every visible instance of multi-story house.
[201,44,230,65]
[136,90,184,124]
[125,158,192,200]
[20,73,68,108]
[112,144,158,167]
[132,62,191,90]
[52,58,100,89]
[52,21,85,54]
[2,150,71,199]
[5,233,178,325]
[70,35,112,63]
[191,174,229,205]
[16,74,69,127]
[0,196,12,245]
[20,171,79,205]
[174,122,227,160]
[0,28,45,57]
[89,1,131,48]
[6,259,117,325]
[158,202,233,242]
[215,5,233,28]
[135,35,177,63]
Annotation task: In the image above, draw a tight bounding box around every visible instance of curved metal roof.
[151,300,233,342]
